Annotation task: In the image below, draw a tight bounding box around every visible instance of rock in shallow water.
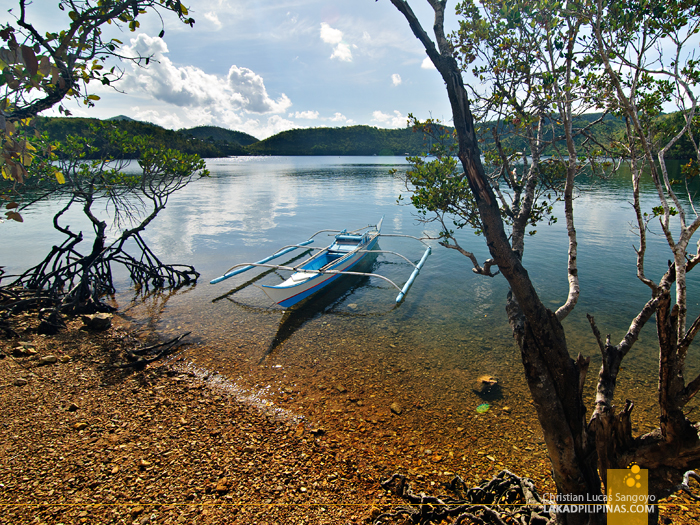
[473,375,498,395]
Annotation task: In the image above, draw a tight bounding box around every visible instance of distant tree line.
[33,113,698,160]
[246,124,435,156]
[34,117,250,158]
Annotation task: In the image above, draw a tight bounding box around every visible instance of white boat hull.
[261,233,379,307]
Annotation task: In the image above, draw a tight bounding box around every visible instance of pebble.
[390,402,403,415]
[73,422,88,430]
[13,346,37,357]
[59,355,71,363]
[38,355,58,365]
[216,477,229,493]
[14,378,28,387]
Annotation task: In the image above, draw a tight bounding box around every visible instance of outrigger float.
[210,217,431,308]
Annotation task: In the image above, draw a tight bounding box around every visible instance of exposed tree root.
[1,231,199,330]
[105,332,191,370]
[676,470,700,501]
[110,233,199,290]
[375,470,552,525]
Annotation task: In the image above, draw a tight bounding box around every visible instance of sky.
[26,0,459,139]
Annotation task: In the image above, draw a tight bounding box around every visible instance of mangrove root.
[375,470,551,525]
[106,332,192,370]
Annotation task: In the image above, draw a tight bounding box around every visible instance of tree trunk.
[442,42,603,525]
[389,2,602,521]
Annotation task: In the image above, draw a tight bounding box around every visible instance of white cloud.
[227,65,292,114]
[203,11,222,30]
[329,112,347,122]
[320,22,352,62]
[372,110,407,128]
[290,110,320,119]
[323,112,354,125]
[421,57,436,70]
[392,74,402,86]
[133,108,298,140]
[118,34,292,132]
[331,43,353,62]
[320,22,343,45]
[242,115,297,139]
[132,108,187,130]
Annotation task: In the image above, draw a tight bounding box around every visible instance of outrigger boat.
[210,217,431,308]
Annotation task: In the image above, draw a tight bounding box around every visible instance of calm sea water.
[3,156,699,431]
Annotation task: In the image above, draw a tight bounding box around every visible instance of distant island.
[35,116,435,158]
[33,113,695,160]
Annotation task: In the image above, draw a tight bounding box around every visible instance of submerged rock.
[473,375,498,395]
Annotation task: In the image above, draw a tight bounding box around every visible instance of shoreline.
[1,315,697,524]
[0,317,392,524]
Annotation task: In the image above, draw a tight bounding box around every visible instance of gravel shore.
[0,317,396,525]
[1,315,698,524]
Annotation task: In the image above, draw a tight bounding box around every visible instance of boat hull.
[261,234,379,308]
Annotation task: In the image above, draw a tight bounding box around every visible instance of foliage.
[3,121,207,324]
[389,0,700,517]
[181,125,259,147]
[247,125,437,156]
[653,111,700,160]
[1,0,194,122]
[34,116,250,158]
[398,116,481,234]
[0,0,197,201]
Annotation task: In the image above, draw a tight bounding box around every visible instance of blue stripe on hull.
[274,237,378,307]
[277,273,343,307]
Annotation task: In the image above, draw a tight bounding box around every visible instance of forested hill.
[34,114,695,159]
[246,125,432,156]
[180,125,259,146]
[36,118,436,157]
[35,117,253,158]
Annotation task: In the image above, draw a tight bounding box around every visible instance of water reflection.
[4,157,700,464]
[212,243,393,361]
[262,271,376,362]
[211,248,314,304]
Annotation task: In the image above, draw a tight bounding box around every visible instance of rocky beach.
[1,314,698,524]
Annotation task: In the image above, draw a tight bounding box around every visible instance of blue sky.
[35,0,457,139]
